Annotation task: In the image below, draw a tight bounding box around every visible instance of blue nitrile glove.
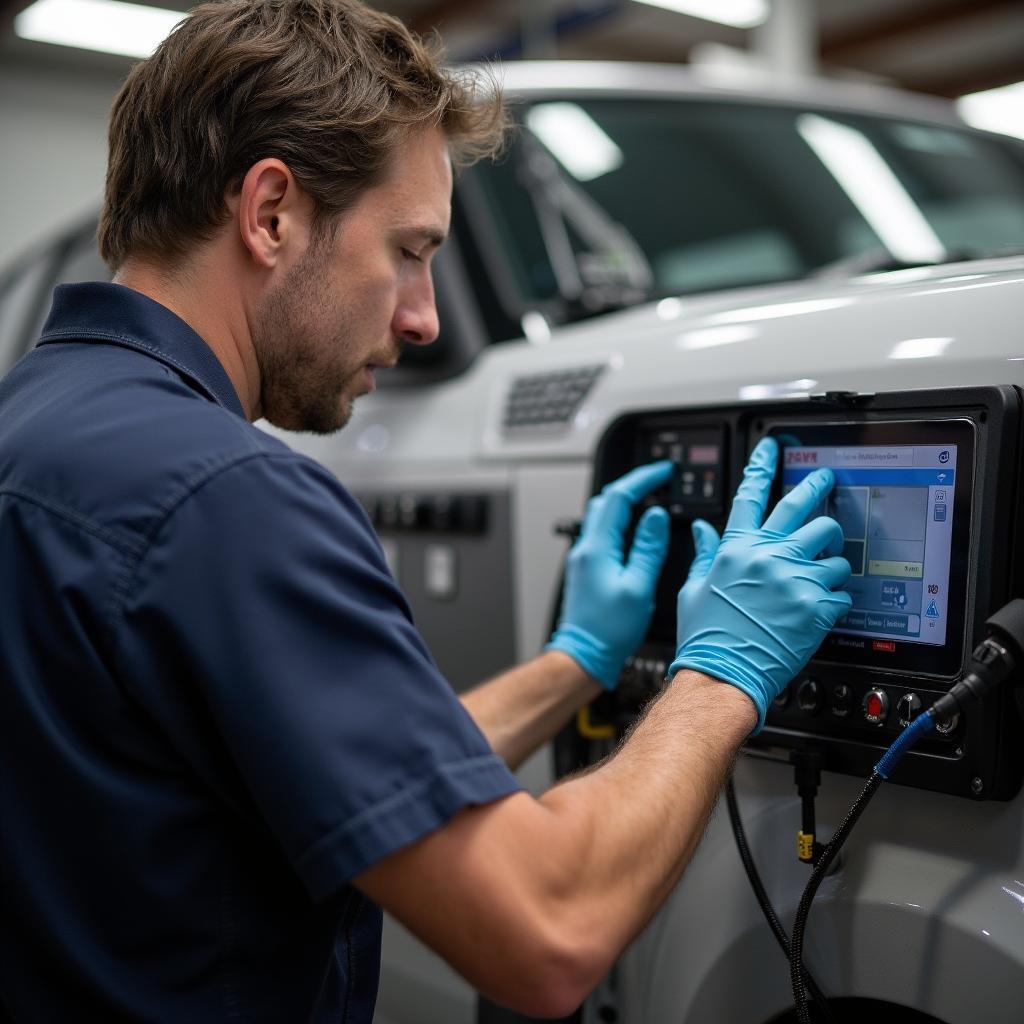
[547,461,674,688]
[669,438,853,732]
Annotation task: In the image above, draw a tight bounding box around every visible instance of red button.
[865,693,884,718]
[872,640,896,653]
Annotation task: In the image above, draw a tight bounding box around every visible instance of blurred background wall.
[0,56,117,268]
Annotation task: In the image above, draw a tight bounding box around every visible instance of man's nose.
[393,278,440,346]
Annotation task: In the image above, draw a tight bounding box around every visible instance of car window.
[465,98,1024,341]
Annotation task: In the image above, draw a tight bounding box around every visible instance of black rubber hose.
[789,773,883,1024]
[725,777,837,1024]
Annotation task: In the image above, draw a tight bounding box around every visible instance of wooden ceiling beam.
[905,56,1024,98]
[822,0,1021,61]
[409,0,493,35]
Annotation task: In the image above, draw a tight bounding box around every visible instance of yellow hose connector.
[577,704,615,740]
[797,831,816,863]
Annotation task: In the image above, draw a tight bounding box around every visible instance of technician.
[0,1,853,1020]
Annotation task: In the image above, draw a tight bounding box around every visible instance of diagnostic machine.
[564,386,1023,804]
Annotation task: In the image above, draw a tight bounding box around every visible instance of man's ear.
[236,158,308,269]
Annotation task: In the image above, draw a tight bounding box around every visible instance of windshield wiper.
[517,132,654,315]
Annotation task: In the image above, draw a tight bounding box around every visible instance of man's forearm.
[460,651,601,771]
[533,670,756,962]
[358,668,756,1014]
[461,660,755,952]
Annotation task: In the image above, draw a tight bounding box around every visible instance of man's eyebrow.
[397,224,448,248]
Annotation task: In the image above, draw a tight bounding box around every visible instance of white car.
[3,61,1024,1024]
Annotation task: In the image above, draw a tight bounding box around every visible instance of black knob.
[797,679,822,715]
[830,683,853,718]
[896,692,923,728]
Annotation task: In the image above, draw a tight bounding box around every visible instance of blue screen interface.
[783,443,956,647]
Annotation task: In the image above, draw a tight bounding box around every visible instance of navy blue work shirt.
[0,282,521,1022]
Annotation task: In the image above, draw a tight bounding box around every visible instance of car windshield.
[467,97,1024,338]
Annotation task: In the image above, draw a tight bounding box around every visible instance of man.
[0,1,851,1020]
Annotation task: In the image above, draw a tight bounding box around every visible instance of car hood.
[277,255,1024,477]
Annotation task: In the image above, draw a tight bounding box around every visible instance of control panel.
[555,387,1024,800]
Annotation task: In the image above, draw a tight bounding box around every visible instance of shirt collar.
[38,282,247,419]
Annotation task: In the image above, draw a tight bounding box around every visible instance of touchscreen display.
[783,443,957,647]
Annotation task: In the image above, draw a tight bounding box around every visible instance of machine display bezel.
[764,417,976,680]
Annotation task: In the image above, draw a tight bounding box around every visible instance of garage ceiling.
[1,0,1022,100]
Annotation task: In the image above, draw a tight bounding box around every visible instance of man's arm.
[459,651,598,771]
[358,669,753,1017]
[357,440,851,1017]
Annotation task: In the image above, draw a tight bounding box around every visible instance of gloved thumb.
[625,505,670,582]
[686,519,720,581]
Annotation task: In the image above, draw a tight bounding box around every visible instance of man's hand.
[546,461,673,688]
[671,437,853,731]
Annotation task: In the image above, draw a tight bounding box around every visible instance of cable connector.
[874,711,935,779]
[932,638,1014,724]
[790,750,825,865]
[796,831,816,863]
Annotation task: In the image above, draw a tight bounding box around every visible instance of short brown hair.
[98,0,508,270]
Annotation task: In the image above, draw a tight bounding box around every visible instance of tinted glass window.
[468,99,1024,340]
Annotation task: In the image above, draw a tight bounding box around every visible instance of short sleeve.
[113,453,521,900]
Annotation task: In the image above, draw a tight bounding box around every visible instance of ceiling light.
[797,114,946,265]
[15,0,184,59]
[525,103,624,182]
[957,81,1024,141]
[630,0,769,29]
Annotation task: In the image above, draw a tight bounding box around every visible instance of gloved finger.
[583,461,674,552]
[686,519,721,582]
[762,468,836,535]
[808,555,853,590]
[625,505,671,582]
[724,438,777,533]
[601,461,675,503]
[580,493,607,538]
[818,588,854,626]
[787,515,845,559]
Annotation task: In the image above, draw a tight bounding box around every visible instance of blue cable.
[873,711,936,779]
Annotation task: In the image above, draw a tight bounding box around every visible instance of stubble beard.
[252,242,360,435]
